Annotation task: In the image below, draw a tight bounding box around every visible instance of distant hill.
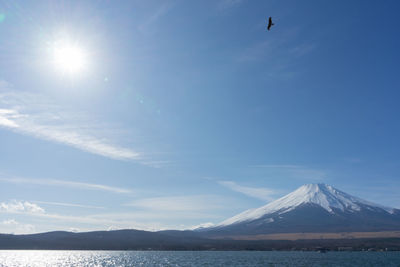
[1,184,400,250]
[1,229,400,251]
[0,229,203,250]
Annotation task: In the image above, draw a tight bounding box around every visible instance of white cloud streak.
[0,200,45,214]
[0,177,131,194]
[125,195,225,212]
[33,201,104,209]
[218,181,276,201]
[0,109,19,128]
[0,84,140,161]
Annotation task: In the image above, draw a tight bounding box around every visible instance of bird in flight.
[267,17,274,31]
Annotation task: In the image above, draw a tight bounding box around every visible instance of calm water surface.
[0,250,399,266]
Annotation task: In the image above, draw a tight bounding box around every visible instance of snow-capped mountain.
[205,184,400,235]
[219,183,394,226]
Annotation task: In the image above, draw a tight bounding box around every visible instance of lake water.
[0,250,399,266]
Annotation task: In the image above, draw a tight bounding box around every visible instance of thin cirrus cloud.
[125,195,227,212]
[32,201,105,209]
[238,26,316,80]
[218,180,276,201]
[217,0,244,10]
[251,164,327,180]
[0,83,139,161]
[137,2,174,33]
[0,177,131,194]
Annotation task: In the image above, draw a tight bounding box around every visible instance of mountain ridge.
[217,183,396,227]
[201,183,400,236]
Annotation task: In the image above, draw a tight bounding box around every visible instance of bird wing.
[267,17,273,30]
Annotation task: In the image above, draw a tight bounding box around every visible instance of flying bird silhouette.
[267,17,274,31]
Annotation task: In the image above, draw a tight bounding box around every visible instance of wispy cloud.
[139,160,173,169]
[0,200,45,214]
[344,183,400,209]
[1,219,35,234]
[89,210,221,222]
[217,0,244,10]
[0,194,235,232]
[218,180,276,201]
[138,3,174,33]
[251,164,327,181]
[252,164,301,169]
[33,201,104,209]
[240,39,316,63]
[0,177,131,194]
[239,40,272,62]
[0,83,140,161]
[125,195,225,212]
[289,43,317,57]
[0,204,218,232]
[0,201,135,231]
[237,27,316,79]
[0,109,19,128]
[343,157,363,163]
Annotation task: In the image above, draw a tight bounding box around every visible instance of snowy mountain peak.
[219,183,394,226]
[287,183,363,212]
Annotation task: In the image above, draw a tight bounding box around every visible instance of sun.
[52,40,88,75]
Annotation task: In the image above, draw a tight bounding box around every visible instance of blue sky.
[0,0,400,234]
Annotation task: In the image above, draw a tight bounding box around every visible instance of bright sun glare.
[52,40,87,75]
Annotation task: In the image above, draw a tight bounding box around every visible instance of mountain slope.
[205,184,400,235]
